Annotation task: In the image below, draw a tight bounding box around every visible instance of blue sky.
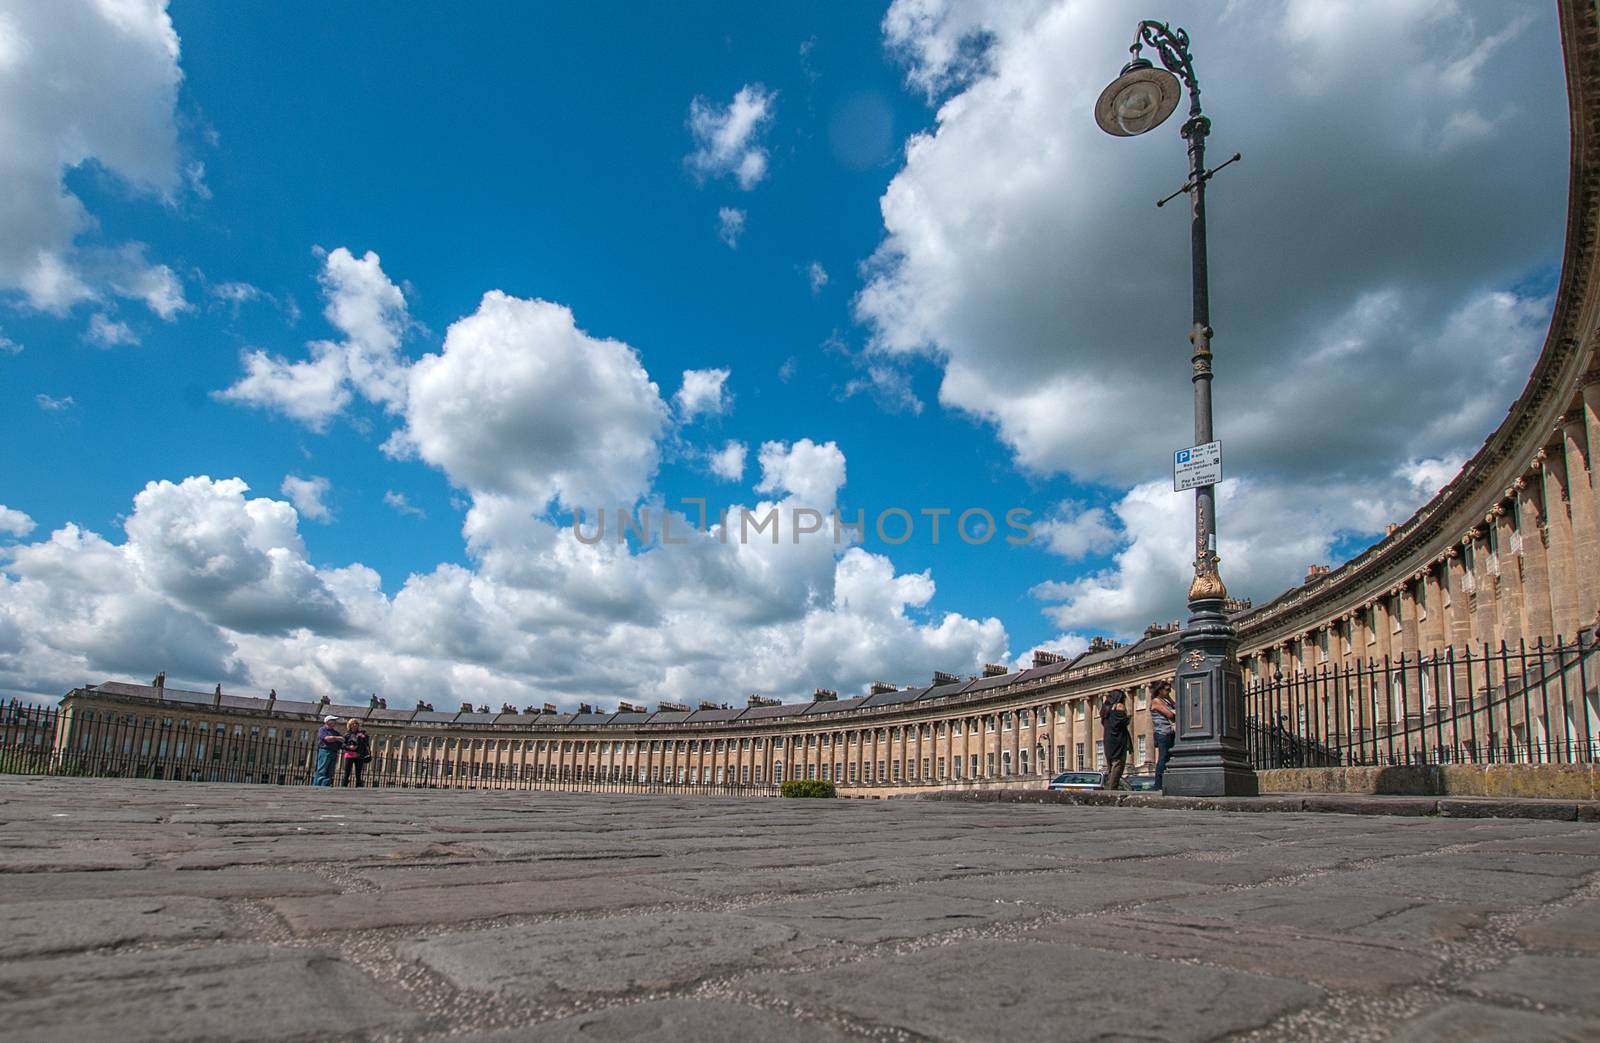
[0,1,1570,707]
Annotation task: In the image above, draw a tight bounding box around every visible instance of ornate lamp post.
[1095,21,1257,796]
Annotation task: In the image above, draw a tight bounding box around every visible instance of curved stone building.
[50,0,1600,795]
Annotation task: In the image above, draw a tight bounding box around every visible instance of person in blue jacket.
[313,714,342,786]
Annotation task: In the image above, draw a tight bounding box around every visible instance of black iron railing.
[1245,631,1600,769]
[0,703,780,796]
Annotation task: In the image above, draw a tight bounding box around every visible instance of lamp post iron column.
[1095,21,1258,796]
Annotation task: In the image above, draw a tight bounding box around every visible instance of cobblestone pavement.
[1,777,1597,1043]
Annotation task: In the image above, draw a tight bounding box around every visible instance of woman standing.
[1100,689,1131,790]
[340,719,371,788]
[1151,679,1177,790]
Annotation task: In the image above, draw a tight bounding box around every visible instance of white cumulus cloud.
[675,367,731,421]
[280,475,333,523]
[0,505,36,538]
[86,313,138,348]
[709,440,747,482]
[219,247,408,431]
[687,85,776,189]
[396,291,669,511]
[0,0,190,317]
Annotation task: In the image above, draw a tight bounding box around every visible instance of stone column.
[1515,476,1554,644]
[1584,379,1600,562]
[1540,445,1582,637]
[1562,411,1599,622]
[1487,502,1526,646]
[1419,571,1447,655]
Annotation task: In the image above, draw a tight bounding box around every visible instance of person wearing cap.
[313,714,343,787]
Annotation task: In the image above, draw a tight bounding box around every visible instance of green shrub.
[781,779,836,798]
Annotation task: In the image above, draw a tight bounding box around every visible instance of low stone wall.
[1258,764,1600,801]
[912,787,1600,821]
[836,777,1053,799]
[840,765,1600,801]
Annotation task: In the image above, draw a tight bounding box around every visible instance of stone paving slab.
[409,910,808,995]
[0,943,417,1043]
[0,776,1596,1042]
[0,867,341,902]
[743,889,1038,944]
[0,896,232,958]
[268,874,681,934]
[460,999,859,1042]
[1027,913,1443,990]
[1387,1001,1600,1043]
[741,939,1323,1042]
[1517,898,1600,952]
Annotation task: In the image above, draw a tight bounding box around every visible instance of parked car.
[1048,770,1105,791]
[1124,773,1159,791]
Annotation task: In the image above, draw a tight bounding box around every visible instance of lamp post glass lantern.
[1095,21,1257,796]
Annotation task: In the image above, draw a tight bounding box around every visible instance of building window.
[1137,735,1148,764]
[986,752,996,776]
[1076,742,1086,769]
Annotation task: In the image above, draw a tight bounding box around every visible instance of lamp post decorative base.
[1160,597,1259,797]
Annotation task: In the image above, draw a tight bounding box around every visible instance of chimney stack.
[577,702,594,714]
[811,688,838,702]
[658,701,690,713]
[1032,650,1066,668]
[869,681,897,695]
[747,694,780,707]
[542,702,558,714]
[931,671,961,686]
[1305,563,1330,584]
[982,663,1009,677]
